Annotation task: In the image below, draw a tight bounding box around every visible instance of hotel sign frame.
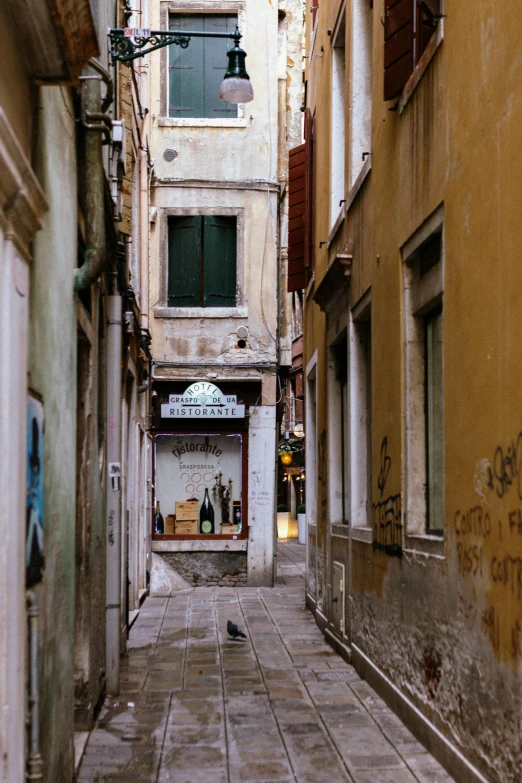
[160,382,245,419]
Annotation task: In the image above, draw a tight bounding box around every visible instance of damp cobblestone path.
[76,541,455,783]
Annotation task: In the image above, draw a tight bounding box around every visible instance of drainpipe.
[139,128,149,331]
[26,591,42,781]
[74,70,110,292]
[106,290,122,694]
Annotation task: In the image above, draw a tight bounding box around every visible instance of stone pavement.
[77,541,454,783]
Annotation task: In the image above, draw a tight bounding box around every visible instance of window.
[328,333,349,525]
[349,0,372,187]
[350,296,372,528]
[169,14,238,119]
[424,305,443,532]
[383,0,441,101]
[287,111,315,293]
[403,208,444,539]
[168,215,237,308]
[330,11,346,228]
[153,433,245,539]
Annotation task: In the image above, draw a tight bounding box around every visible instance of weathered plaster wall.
[304,1,522,781]
[150,185,279,365]
[29,87,79,782]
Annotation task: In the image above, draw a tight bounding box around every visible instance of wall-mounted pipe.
[74,74,107,291]
[88,58,114,113]
[106,294,122,695]
[26,591,43,781]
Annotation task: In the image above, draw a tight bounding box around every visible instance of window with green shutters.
[169,14,238,119]
[168,216,237,308]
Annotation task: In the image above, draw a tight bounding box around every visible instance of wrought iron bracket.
[109,27,241,64]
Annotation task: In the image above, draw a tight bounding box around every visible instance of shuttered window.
[288,144,307,293]
[168,216,237,307]
[169,14,238,119]
[383,0,441,101]
[287,109,315,293]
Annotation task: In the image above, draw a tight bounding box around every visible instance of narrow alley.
[77,542,454,783]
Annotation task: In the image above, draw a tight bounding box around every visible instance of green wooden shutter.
[203,216,237,307]
[169,15,205,118]
[168,216,201,306]
[203,15,238,118]
[169,14,238,119]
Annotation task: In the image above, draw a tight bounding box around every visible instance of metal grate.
[163,148,178,162]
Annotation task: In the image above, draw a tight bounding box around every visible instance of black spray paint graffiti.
[486,431,522,501]
[373,437,403,557]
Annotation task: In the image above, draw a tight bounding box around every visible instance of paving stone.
[77,542,455,783]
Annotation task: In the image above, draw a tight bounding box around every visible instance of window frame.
[152,429,249,541]
[402,205,445,556]
[155,207,246,319]
[159,2,248,126]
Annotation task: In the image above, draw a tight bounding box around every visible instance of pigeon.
[227,620,247,640]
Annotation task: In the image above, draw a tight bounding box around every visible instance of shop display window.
[153,432,245,538]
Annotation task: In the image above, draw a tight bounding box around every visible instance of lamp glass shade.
[220,41,254,104]
[280,452,293,466]
[219,76,254,104]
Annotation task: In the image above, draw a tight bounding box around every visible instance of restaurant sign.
[161,382,245,419]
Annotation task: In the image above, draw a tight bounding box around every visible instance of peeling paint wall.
[303,0,522,781]
[148,0,302,585]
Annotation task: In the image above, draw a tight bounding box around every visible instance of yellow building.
[296,1,522,780]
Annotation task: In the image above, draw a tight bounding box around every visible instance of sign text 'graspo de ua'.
[160,383,245,419]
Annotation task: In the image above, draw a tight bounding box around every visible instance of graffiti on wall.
[372,437,402,557]
[459,429,522,664]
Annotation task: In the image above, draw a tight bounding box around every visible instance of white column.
[0,234,29,783]
[247,406,277,586]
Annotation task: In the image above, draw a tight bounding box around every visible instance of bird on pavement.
[227,620,247,640]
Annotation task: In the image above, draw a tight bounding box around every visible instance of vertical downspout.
[106,291,122,695]
[26,591,42,781]
[139,140,149,331]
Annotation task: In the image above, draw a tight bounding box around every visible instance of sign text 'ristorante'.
[160,383,245,419]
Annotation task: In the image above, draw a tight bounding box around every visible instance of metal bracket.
[109,26,241,64]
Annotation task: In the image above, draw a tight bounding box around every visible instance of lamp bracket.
[109,27,241,64]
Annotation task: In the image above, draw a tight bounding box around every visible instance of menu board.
[154,433,242,533]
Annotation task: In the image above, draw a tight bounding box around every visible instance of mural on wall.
[26,393,45,586]
[457,429,522,665]
[372,437,402,557]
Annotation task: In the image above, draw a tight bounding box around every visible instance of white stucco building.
[147,0,303,586]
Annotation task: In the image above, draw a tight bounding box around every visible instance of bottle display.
[154,501,165,534]
[199,488,215,534]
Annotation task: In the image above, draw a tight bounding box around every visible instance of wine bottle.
[199,488,215,534]
[154,501,165,534]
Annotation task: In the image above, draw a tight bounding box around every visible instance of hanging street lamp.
[108,26,254,104]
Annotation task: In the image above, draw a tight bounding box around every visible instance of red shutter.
[288,143,307,292]
[311,1,319,29]
[417,0,441,61]
[383,0,414,101]
[304,108,315,276]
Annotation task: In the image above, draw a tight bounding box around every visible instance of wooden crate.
[174,519,198,535]
[175,501,199,521]
[165,515,175,535]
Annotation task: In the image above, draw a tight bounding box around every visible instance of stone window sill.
[154,305,248,319]
[399,21,444,115]
[158,117,248,128]
[403,533,445,558]
[351,526,373,544]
